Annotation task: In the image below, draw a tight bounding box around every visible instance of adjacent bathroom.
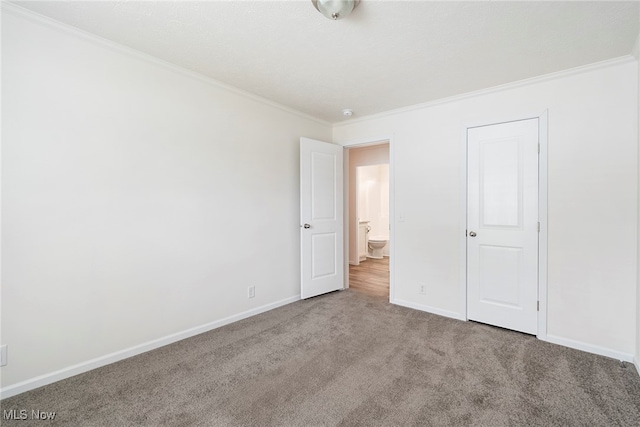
[347,143,390,278]
[357,164,390,261]
[347,142,390,296]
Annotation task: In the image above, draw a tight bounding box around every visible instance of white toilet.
[367,236,388,259]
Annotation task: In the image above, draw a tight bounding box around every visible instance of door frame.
[460,111,548,340]
[340,135,395,302]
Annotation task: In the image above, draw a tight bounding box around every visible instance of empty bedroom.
[2,1,640,425]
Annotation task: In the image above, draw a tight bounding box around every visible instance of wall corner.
[636,28,640,380]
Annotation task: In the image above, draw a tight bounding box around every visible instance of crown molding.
[333,55,636,128]
[1,2,331,128]
[4,2,635,130]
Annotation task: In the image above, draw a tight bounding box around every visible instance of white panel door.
[300,138,344,299]
[467,119,539,335]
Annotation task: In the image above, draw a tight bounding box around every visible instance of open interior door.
[300,137,344,299]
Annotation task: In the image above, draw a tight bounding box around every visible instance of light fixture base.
[312,0,360,20]
[342,108,354,117]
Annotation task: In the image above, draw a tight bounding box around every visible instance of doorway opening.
[346,142,391,299]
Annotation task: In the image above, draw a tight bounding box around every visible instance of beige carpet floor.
[2,289,640,426]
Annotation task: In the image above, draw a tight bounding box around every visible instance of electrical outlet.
[248,286,255,299]
[0,345,7,366]
[418,283,426,295]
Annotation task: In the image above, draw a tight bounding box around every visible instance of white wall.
[334,58,638,358]
[358,164,390,237]
[347,144,389,264]
[1,7,331,392]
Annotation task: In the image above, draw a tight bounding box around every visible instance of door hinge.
[538,143,540,154]
[537,301,539,311]
[537,222,540,232]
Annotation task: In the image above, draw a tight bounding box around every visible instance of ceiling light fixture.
[312,0,360,20]
[342,108,354,117]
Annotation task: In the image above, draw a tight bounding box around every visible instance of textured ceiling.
[10,1,640,123]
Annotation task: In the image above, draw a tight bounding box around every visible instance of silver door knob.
[469,231,477,237]
[303,224,311,229]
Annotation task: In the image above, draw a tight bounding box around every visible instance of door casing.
[461,111,548,340]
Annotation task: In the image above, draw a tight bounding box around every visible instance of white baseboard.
[349,255,389,265]
[392,298,465,321]
[390,301,638,367]
[543,334,634,363]
[0,295,300,400]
